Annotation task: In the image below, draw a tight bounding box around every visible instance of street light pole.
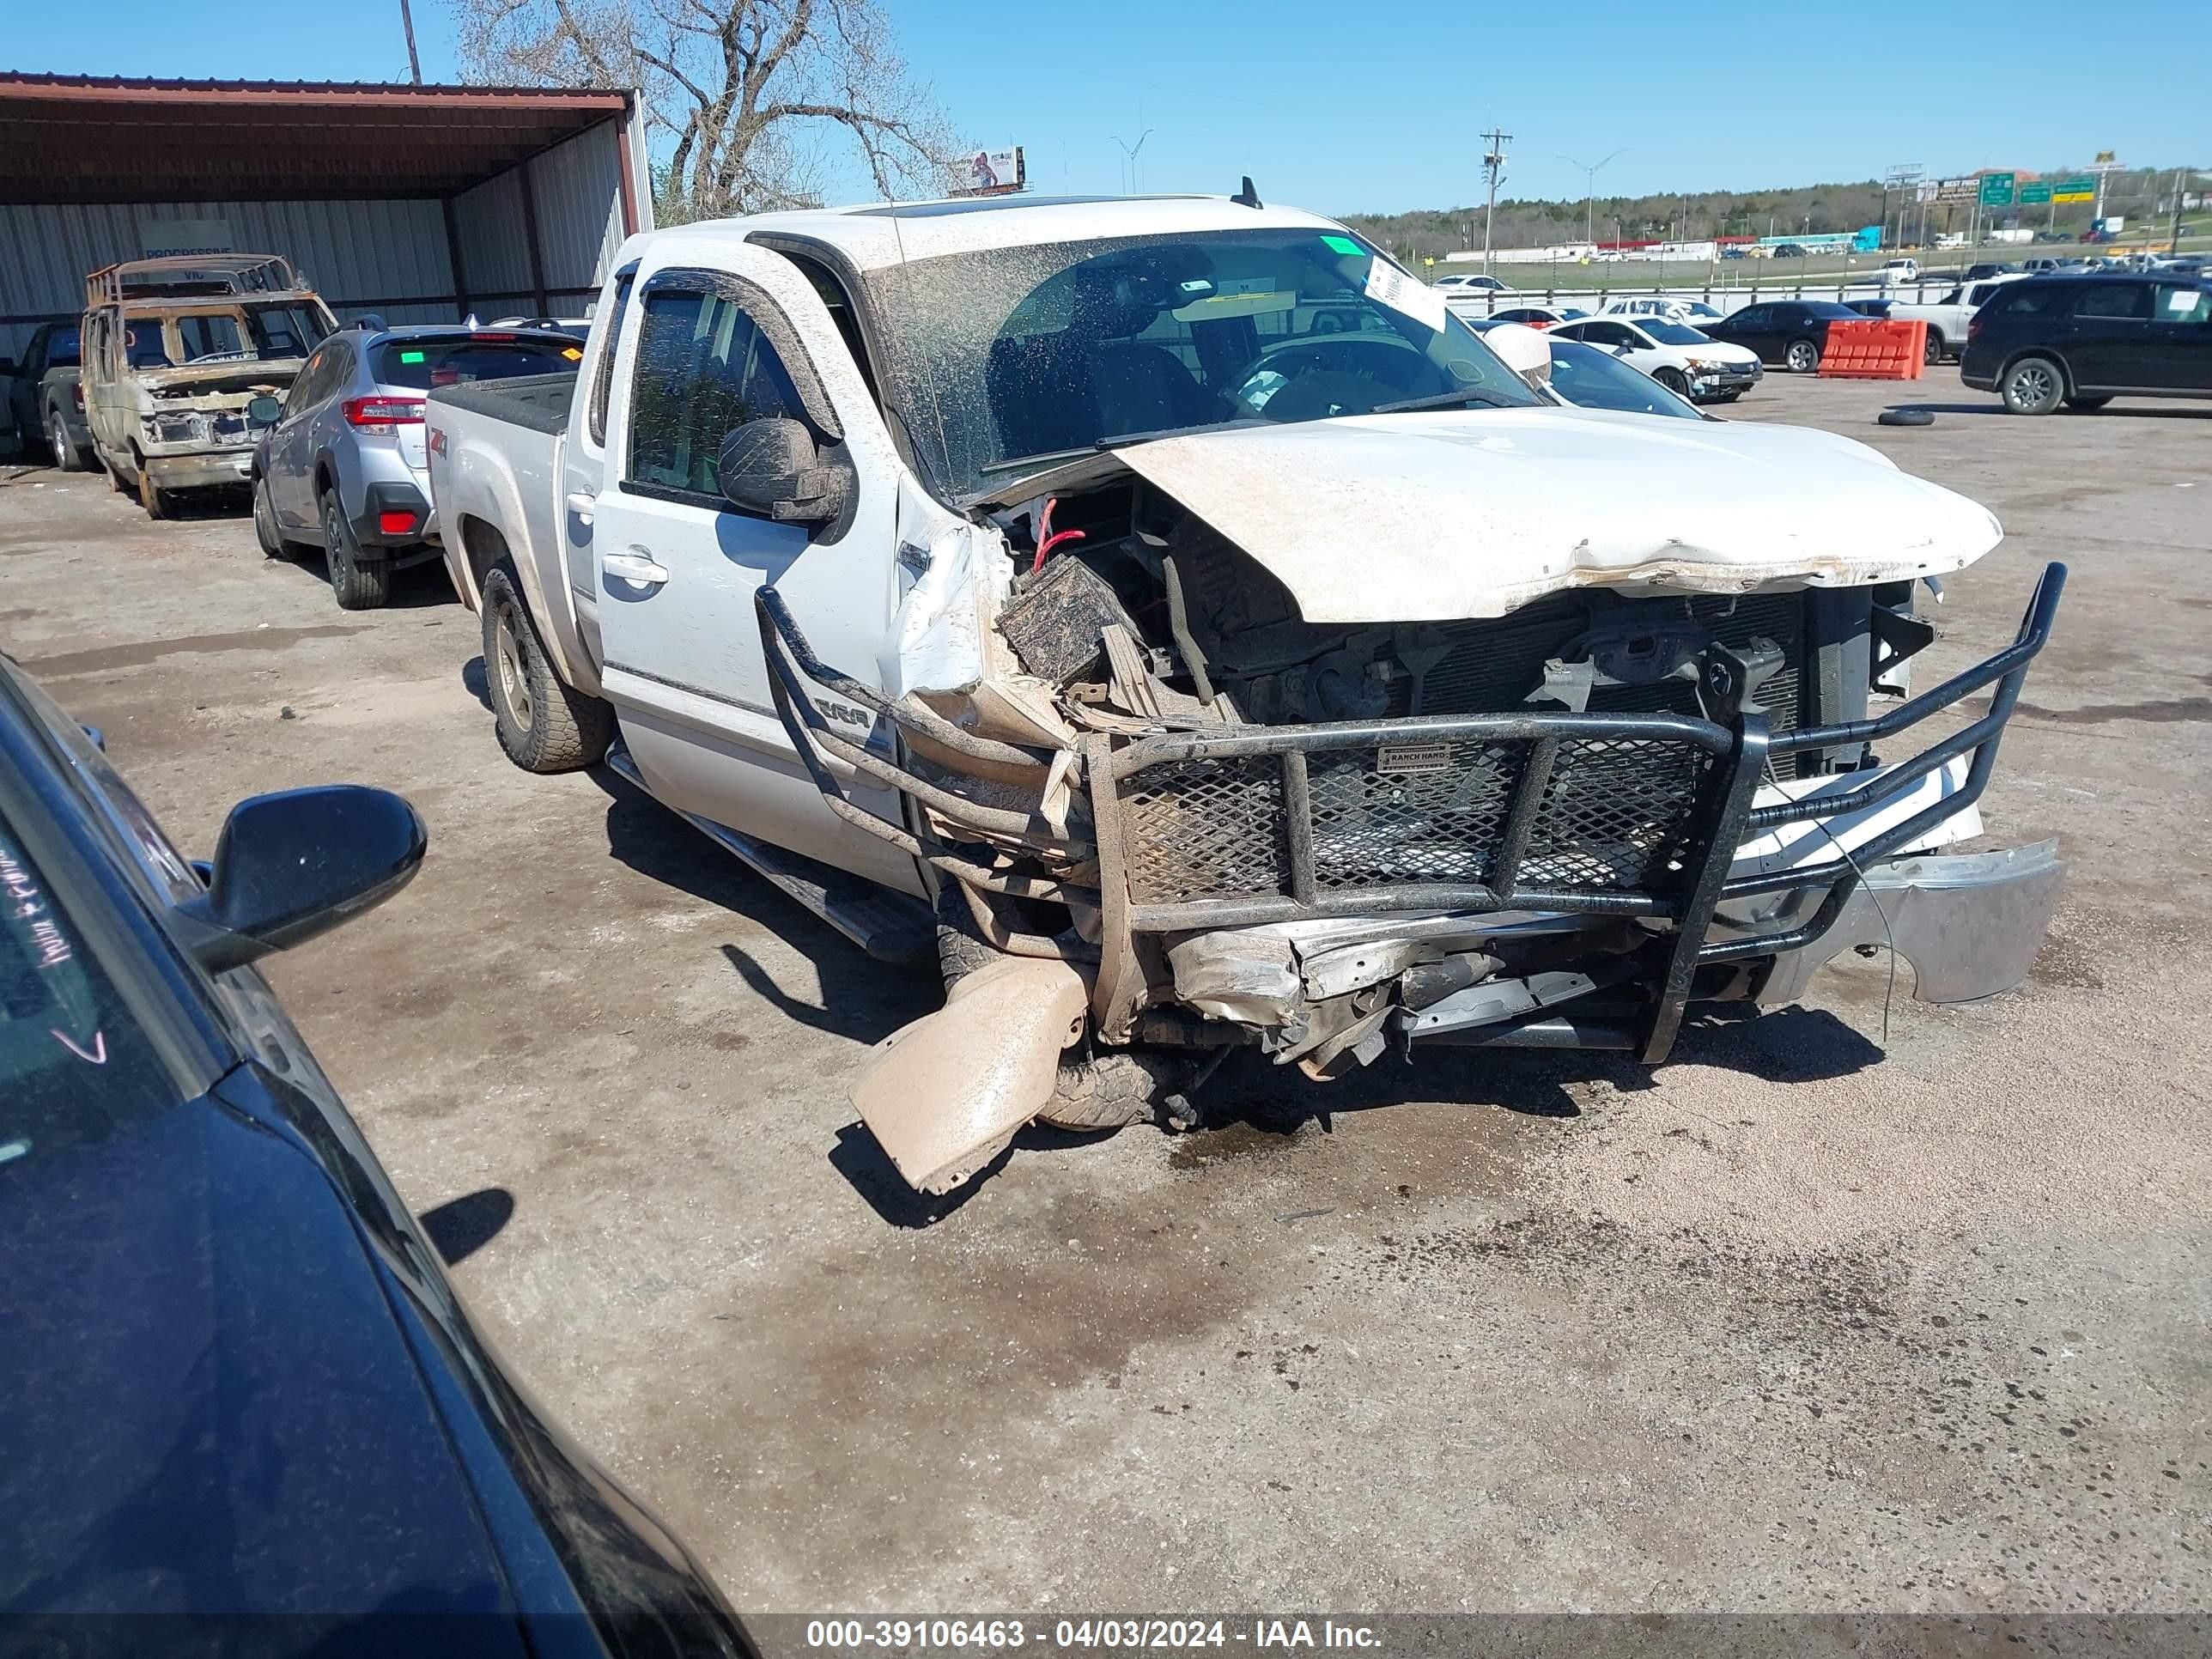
[1559,149,1624,249]
[1110,131,1154,195]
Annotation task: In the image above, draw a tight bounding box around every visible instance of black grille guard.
[756,562,2066,1066]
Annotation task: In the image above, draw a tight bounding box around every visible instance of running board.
[604,745,933,963]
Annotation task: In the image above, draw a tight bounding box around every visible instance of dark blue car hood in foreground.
[0,1070,529,1651]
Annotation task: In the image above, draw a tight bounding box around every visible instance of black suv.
[1960,273,2212,414]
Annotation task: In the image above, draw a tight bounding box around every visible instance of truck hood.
[1109,406,2002,623]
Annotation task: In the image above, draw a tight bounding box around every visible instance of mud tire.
[933,880,1000,989]
[481,559,613,772]
[1038,1051,1181,1132]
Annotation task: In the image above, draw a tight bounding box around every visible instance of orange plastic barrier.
[1818,319,1926,380]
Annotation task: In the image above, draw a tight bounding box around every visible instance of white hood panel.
[1111,407,2002,623]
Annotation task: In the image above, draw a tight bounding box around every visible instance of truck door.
[589,250,923,897]
[561,264,635,675]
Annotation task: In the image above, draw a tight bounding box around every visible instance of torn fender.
[850,955,1089,1194]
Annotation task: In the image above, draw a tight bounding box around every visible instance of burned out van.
[81,255,336,518]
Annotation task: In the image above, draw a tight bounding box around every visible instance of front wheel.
[1923,331,1944,366]
[252,476,292,558]
[1654,367,1690,397]
[2001,356,2065,416]
[481,560,614,773]
[322,493,391,610]
[1784,337,1821,374]
[2063,394,2112,413]
[48,412,83,472]
[137,466,169,520]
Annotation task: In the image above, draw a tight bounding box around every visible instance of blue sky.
[9,0,2203,213]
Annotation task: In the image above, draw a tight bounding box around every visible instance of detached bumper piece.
[757,564,2066,1069]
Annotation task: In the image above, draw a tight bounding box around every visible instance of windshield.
[245,302,329,359]
[860,227,1545,499]
[176,313,252,364]
[0,816,179,1177]
[1545,339,1705,421]
[1642,320,1709,345]
[374,336,580,390]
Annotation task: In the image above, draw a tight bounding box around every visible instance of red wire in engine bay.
[1030,496,1087,574]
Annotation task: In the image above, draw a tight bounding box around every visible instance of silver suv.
[249,324,581,609]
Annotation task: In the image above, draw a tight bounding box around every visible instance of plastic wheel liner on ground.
[753,563,2068,1067]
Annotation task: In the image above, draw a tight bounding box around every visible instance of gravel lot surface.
[2,372,2205,1629]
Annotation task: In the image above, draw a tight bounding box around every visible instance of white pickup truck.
[428,193,2067,1194]
[1885,272,2033,363]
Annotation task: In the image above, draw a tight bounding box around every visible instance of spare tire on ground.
[1878,408,1936,428]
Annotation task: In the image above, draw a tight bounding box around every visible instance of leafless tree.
[454,0,964,220]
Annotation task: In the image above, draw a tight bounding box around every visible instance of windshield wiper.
[1096,416,1267,450]
[1368,386,1521,415]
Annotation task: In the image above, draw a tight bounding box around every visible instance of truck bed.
[429,371,576,436]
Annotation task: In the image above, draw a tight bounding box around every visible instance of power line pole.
[1480,128,1511,277]
[398,0,422,83]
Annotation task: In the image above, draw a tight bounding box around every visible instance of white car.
[1601,295,1727,330]
[1434,273,1513,295]
[1549,315,1764,403]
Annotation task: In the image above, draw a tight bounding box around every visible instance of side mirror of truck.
[246,394,283,428]
[717,416,848,528]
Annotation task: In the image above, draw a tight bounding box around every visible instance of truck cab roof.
[628,193,1346,274]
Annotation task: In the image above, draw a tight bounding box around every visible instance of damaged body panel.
[80,255,335,515]
[428,195,2070,1196]
[1104,409,2003,623]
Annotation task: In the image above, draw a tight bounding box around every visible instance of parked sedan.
[1488,304,1591,330]
[0,652,757,1657]
[251,324,582,610]
[1698,299,1867,372]
[1548,316,1763,403]
[1540,336,1711,419]
[1599,295,1726,331]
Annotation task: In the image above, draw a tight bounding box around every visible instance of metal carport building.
[0,73,653,360]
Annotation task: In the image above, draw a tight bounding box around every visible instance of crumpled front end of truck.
[754,450,2067,1194]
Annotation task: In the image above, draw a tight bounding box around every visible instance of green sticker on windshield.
[1321,234,1364,258]
[399,349,426,363]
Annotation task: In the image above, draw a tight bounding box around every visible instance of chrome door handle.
[603,548,669,586]
[565,489,597,524]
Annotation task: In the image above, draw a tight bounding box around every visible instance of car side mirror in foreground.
[174,786,426,973]
[717,416,848,527]
[246,394,283,428]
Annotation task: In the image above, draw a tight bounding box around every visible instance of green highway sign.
[2019,180,2052,204]
[2053,174,2096,204]
[1978,172,2017,207]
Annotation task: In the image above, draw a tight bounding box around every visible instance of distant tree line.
[1340,167,2183,259]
